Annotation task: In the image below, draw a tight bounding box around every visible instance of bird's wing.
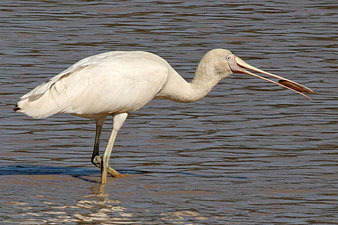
[20,51,127,102]
[60,54,170,115]
[17,51,169,118]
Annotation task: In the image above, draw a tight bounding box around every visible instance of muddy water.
[1,1,337,224]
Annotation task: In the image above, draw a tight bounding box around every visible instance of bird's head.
[204,48,314,100]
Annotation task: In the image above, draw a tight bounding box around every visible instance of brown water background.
[1,1,337,224]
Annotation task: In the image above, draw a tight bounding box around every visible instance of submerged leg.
[101,113,128,184]
[91,117,123,178]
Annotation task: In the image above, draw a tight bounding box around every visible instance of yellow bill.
[228,54,314,100]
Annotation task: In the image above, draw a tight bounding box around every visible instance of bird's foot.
[92,155,125,178]
[107,167,125,178]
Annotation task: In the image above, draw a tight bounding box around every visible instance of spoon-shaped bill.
[229,55,314,100]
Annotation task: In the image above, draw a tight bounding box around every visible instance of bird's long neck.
[157,58,223,103]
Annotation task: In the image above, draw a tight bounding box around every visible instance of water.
[1,0,337,224]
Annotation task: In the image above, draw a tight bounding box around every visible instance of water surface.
[1,0,337,224]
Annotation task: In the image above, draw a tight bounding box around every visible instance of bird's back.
[15,51,170,118]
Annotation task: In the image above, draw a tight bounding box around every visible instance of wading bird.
[14,49,313,184]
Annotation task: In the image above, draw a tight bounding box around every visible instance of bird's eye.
[226,55,232,61]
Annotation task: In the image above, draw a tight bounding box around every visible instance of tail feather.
[15,79,69,118]
[15,94,60,119]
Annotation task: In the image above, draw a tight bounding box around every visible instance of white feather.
[16,51,170,118]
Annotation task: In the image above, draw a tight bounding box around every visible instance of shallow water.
[1,0,337,224]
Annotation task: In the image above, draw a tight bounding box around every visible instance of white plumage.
[16,51,171,118]
[14,49,312,184]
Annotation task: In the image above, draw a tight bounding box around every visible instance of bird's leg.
[91,117,123,178]
[91,118,105,168]
[101,113,128,184]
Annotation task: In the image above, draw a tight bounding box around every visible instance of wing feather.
[16,51,169,118]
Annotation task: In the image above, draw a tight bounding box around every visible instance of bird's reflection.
[68,183,134,223]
